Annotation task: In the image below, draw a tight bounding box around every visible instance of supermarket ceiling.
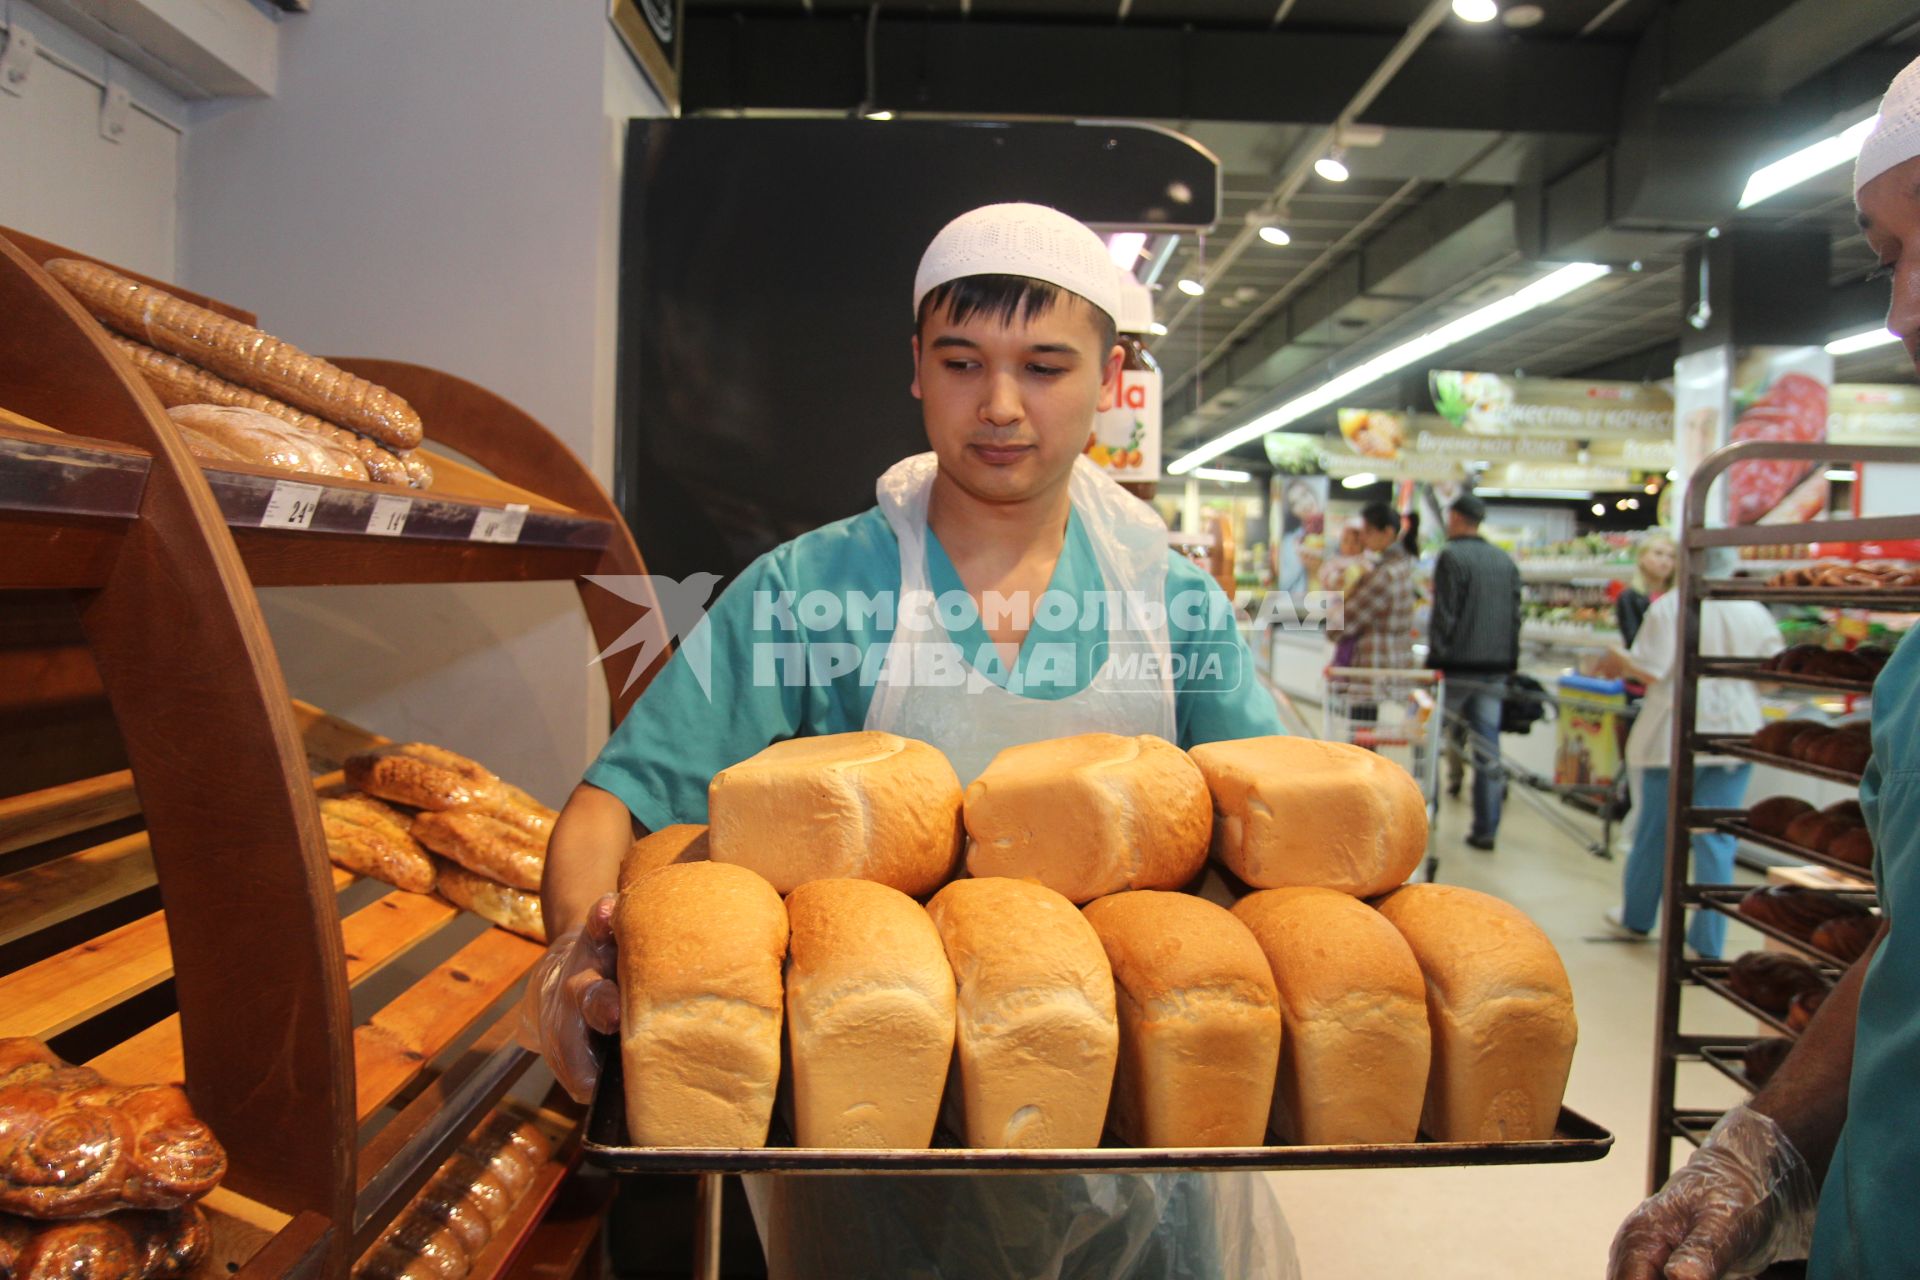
[680,0,1920,464]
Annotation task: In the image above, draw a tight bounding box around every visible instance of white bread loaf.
[784,879,957,1148]
[925,878,1118,1148]
[1231,887,1430,1145]
[1189,736,1426,897]
[616,862,788,1147]
[708,732,963,896]
[1373,883,1576,1142]
[963,734,1211,904]
[1080,891,1281,1147]
[619,824,710,891]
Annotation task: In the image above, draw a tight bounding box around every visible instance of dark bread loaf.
[1737,885,1871,942]
[1745,796,1814,837]
[1828,826,1876,869]
[1725,951,1829,1015]
[1787,987,1828,1032]
[1784,810,1858,853]
[1753,720,1823,756]
[1811,914,1879,964]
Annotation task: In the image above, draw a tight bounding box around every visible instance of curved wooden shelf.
[1,226,668,1277]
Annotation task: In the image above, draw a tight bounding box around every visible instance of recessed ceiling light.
[1258,224,1291,247]
[1314,150,1350,183]
[1452,0,1498,22]
[1177,278,1206,297]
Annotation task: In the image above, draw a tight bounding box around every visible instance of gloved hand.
[1607,1105,1819,1280]
[516,893,620,1102]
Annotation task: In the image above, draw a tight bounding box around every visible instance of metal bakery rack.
[0,227,672,1279]
[1648,437,1913,1190]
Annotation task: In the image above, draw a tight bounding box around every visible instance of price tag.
[366,494,412,537]
[470,502,530,545]
[259,480,323,530]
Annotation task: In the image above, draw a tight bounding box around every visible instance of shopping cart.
[1323,666,1445,880]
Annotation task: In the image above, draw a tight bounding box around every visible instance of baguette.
[47,258,423,448]
[113,337,423,488]
[169,405,368,482]
[347,744,499,812]
[412,810,545,892]
[319,793,437,894]
[434,862,545,942]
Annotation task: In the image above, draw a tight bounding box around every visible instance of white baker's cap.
[913,203,1121,324]
[1116,273,1154,335]
[1855,55,1920,196]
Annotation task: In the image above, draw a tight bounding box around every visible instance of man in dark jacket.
[1429,493,1521,850]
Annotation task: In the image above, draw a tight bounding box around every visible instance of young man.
[525,203,1296,1278]
[1428,492,1520,850]
[1606,60,1918,1279]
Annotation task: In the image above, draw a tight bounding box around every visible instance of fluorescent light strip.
[1825,469,1857,482]
[1474,487,1596,500]
[1168,262,1611,475]
[1191,466,1252,482]
[1825,326,1901,356]
[1739,116,1877,209]
[1340,472,1379,489]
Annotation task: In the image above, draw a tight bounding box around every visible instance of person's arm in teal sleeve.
[1167,561,1286,747]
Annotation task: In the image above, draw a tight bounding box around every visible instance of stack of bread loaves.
[43,258,433,489]
[609,730,1576,1151]
[330,742,555,942]
[0,1039,226,1280]
[355,1113,553,1280]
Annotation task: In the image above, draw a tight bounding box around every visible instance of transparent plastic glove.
[515,893,620,1102]
[1608,1105,1819,1280]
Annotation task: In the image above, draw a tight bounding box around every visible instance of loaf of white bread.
[1373,884,1576,1142]
[784,879,956,1148]
[1232,887,1430,1145]
[963,734,1212,904]
[618,824,710,890]
[708,732,963,896]
[925,878,1118,1148]
[616,862,788,1147]
[1189,736,1426,897]
[1081,891,1281,1147]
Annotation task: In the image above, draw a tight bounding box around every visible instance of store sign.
[1331,410,1673,470]
[1428,371,1674,437]
[1479,462,1635,490]
[1323,450,1465,483]
[1087,368,1161,482]
[1829,384,1920,443]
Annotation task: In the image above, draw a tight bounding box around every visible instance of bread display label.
[260,479,323,530]
[367,495,413,536]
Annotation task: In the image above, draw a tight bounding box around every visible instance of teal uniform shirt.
[586,505,1283,831]
[1807,626,1918,1278]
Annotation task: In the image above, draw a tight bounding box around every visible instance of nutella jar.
[1087,276,1162,502]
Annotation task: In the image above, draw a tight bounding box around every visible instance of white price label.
[259,480,323,530]
[366,494,412,536]
[469,502,529,544]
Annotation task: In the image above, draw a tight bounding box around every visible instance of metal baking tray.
[582,1058,1613,1175]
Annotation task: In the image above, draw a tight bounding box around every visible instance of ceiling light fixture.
[1168,261,1611,474]
[1592,503,1606,516]
[1106,232,1148,270]
[1825,325,1902,356]
[1148,321,1169,337]
[1474,487,1595,500]
[1177,278,1206,297]
[1452,0,1498,22]
[1192,467,1253,483]
[1739,115,1877,209]
[1340,472,1379,489]
[1258,224,1292,247]
[1314,149,1350,183]
[864,110,895,121]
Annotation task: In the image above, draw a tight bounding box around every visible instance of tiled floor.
[1269,778,1771,1279]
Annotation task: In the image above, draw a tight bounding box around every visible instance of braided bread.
[46,259,422,448]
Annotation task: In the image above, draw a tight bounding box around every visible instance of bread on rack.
[116,337,425,488]
[432,863,544,942]
[1082,891,1280,1148]
[707,732,963,896]
[1231,887,1430,1146]
[361,1217,469,1280]
[1735,885,1872,942]
[1783,809,1861,854]
[1786,987,1827,1032]
[411,810,545,892]
[0,1207,209,1280]
[168,405,369,482]
[0,1040,226,1218]
[1373,885,1576,1143]
[925,877,1118,1149]
[1751,719,1823,757]
[1725,951,1828,1016]
[1828,825,1876,870]
[618,825,709,890]
[616,862,788,1148]
[346,744,500,812]
[1744,796,1813,837]
[1189,736,1427,897]
[962,734,1210,903]
[783,879,956,1149]
[319,793,437,894]
[44,258,424,449]
[1810,914,1879,964]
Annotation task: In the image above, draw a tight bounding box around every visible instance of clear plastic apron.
[745,454,1298,1280]
[861,451,1176,783]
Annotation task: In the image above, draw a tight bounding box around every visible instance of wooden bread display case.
[0,227,670,1279]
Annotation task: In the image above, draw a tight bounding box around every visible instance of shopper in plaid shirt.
[1340,501,1417,669]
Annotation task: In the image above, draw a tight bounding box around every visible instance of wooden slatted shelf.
[0,830,156,948]
[0,769,140,856]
